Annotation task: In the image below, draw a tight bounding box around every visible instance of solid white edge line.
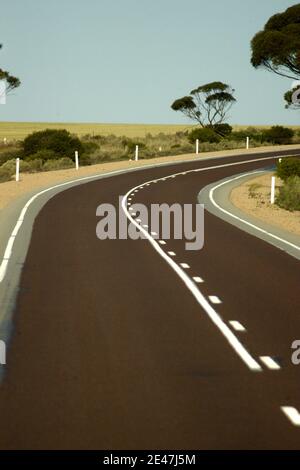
[0,153,293,287]
[209,171,300,252]
[281,407,300,426]
[122,185,262,372]
[260,356,281,370]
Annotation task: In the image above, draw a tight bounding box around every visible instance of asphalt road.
[0,150,299,449]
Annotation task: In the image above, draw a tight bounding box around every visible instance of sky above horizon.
[1,0,299,125]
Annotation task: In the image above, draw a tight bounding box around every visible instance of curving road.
[0,150,300,449]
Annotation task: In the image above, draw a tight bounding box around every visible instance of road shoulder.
[198,171,300,261]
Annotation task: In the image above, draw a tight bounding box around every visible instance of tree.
[250,4,300,108]
[0,44,21,100]
[171,82,236,135]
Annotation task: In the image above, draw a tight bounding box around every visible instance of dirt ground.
[1,144,299,212]
[230,172,300,236]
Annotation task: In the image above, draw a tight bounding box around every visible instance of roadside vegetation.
[0,125,299,184]
[276,158,300,211]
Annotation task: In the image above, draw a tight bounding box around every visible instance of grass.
[0,122,195,141]
[1,121,300,142]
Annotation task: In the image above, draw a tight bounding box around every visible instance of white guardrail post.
[75,150,79,170]
[270,176,276,204]
[135,145,139,161]
[16,158,20,182]
[246,136,249,149]
[196,139,199,155]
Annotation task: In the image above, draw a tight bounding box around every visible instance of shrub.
[276,176,300,211]
[25,149,59,162]
[22,129,82,158]
[211,123,232,137]
[43,157,74,172]
[276,157,300,181]
[262,126,294,145]
[188,127,221,143]
[0,166,13,182]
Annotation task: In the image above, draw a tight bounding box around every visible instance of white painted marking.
[0,152,293,292]
[209,295,222,304]
[260,356,281,370]
[209,172,300,252]
[180,263,190,269]
[193,276,204,283]
[142,224,148,228]
[136,218,141,222]
[122,187,262,371]
[229,321,246,332]
[167,251,176,256]
[281,407,300,426]
[127,203,131,206]
[151,231,158,236]
[158,240,166,245]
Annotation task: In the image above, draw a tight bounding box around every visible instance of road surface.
[0,150,299,449]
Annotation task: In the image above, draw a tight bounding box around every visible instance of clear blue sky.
[1,0,299,125]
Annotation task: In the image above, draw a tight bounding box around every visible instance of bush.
[276,157,300,181]
[25,149,59,162]
[211,123,232,137]
[263,126,294,145]
[22,129,82,158]
[188,127,221,143]
[43,157,74,172]
[276,176,300,211]
[0,166,13,182]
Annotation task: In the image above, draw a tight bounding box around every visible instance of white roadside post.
[246,136,249,149]
[270,176,276,204]
[75,150,79,170]
[135,145,139,161]
[15,158,20,182]
[196,139,199,155]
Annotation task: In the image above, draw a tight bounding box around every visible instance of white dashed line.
[208,295,222,304]
[229,321,246,332]
[158,240,166,245]
[136,218,141,222]
[193,276,204,283]
[180,263,190,269]
[281,407,300,426]
[151,231,158,236]
[260,356,281,370]
[167,251,176,257]
[143,224,148,228]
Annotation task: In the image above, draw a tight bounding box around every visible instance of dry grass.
[0,122,194,141]
[230,172,300,236]
[1,122,300,142]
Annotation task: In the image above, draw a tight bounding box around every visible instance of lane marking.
[143,224,148,228]
[281,407,300,426]
[180,263,190,269]
[209,295,222,304]
[260,356,281,370]
[120,161,280,371]
[158,240,166,245]
[229,321,246,332]
[151,231,158,236]
[209,172,300,252]
[193,276,204,283]
[167,251,176,257]
[0,153,295,287]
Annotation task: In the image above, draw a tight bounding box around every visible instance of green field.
[0,122,195,141]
